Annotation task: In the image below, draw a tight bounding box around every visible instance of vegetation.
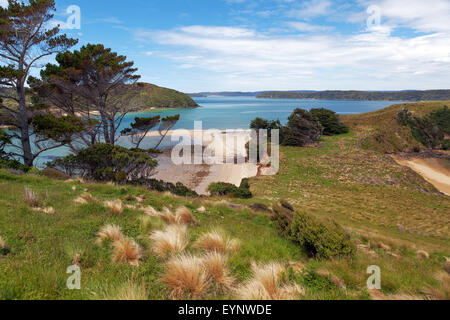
[341,101,450,153]
[257,90,450,101]
[208,182,253,199]
[48,143,158,182]
[272,201,356,259]
[0,0,78,166]
[127,83,198,110]
[310,108,349,136]
[397,106,450,150]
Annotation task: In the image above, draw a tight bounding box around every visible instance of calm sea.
[16,96,404,167]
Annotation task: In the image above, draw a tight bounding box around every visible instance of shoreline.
[392,154,450,196]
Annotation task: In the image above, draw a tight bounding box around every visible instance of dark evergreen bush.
[208,182,253,199]
[310,108,349,135]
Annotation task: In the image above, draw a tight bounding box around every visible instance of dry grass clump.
[157,207,177,224]
[41,207,56,215]
[144,206,158,216]
[104,199,124,215]
[175,206,196,225]
[201,252,235,293]
[74,193,96,205]
[0,236,5,249]
[162,254,209,299]
[150,225,188,258]
[422,272,450,300]
[24,187,39,207]
[96,224,124,247]
[112,237,143,267]
[444,258,450,274]
[416,250,430,259]
[101,280,148,300]
[193,229,240,254]
[235,263,305,300]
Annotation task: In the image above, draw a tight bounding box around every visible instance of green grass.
[0,101,449,300]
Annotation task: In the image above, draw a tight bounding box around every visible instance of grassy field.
[0,102,449,300]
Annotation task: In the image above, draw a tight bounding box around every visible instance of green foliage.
[281,109,323,147]
[239,178,250,190]
[31,114,88,143]
[48,143,157,182]
[208,182,253,199]
[310,108,349,136]
[130,178,198,197]
[290,211,356,259]
[271,201,356,259]
[250,118,282,133]
[397,106,450,150]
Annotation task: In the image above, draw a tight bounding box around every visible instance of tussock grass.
[162,253,209,299]
[74,193,96,205]
[201,252,235,293]
[96,224,124,247]
[193,229,240,254]
[157,207,177,224]
[416,250,430,260]
[101,280,148,300]
[0,235,6,249]
[104,199,124,215]
[112,237,143,267]
[235,262,305,300]
[144,206,159,216]
[150,225,188,258]
[24,187,39,207]
[175,206,196,225]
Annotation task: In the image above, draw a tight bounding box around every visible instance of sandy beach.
[150,129,260,195]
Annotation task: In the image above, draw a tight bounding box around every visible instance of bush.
[42,168,70,180]
[271,201,356,259]
[48,143,157,182]
[290,211,356,259]
[397,107,450,150]
[310,108,349,136]
[281,109,323,147]
[130,178,198,197]
[208,182,253,199]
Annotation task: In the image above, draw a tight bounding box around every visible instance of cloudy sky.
[5,0,450,92]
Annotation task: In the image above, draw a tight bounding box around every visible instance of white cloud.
[180,26,256,38]
[288,0,332,19]
[285,21,333,32]
[0,0,7,8]
[365,0,450,33]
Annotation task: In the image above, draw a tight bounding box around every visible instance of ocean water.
[125,96,403,130]
[12,96,404,167]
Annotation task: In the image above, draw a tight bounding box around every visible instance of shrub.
[271,201,356,259]
[281,109,323,147]
[310,108,349,135]
[42,168,70,180]
[290,211,356,259]
[397,107,450,150]
[208,182,252,199]
[130,178,197,197]
[48,143,157,182]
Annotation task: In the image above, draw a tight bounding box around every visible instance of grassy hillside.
[341,101,450,153]
[126,83,198,110]
[1,128,449,300]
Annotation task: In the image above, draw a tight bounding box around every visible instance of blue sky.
[5,0,450,92]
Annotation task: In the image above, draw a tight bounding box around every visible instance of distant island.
[256,90,450,101]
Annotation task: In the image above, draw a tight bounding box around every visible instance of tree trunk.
[17,84,33,167]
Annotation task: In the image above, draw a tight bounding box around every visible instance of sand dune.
[392,156,450,196]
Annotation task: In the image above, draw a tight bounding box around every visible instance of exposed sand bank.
[151,129,260,195]
[392,155,450,196]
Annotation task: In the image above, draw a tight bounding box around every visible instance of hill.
[127,83,198,110]
[256,90,450,101]
[340,101,450,153]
